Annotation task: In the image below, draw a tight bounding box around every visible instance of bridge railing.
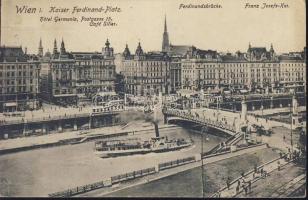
[0,110,123,126]
[164,109,236,133]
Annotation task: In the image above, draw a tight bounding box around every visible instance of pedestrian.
[277,161,281,171]
[217,190,221,198]
[283,135,286,141]
[243,184,248,195]
[248,180,251,192]
[237,179,241,187]
[254,165,258,173]
[226,177,231,190]
[236,185,239,194]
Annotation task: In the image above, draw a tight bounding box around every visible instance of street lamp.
[289,100,293,153]
[201,125,208,198]
[261,95,264,117]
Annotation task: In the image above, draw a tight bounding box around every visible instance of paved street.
[235,163,305,198]
[217,156,290,197]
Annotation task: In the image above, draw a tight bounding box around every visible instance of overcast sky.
[1,0,306,54]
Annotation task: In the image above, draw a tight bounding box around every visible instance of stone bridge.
[163,108,238,136]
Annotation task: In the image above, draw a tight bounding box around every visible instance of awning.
[4,102,17,107]
[177,89,198,96]
[54,94,77,97]
[240,89,248,93]
[97,91,117,96]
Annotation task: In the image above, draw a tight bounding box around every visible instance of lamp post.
[201,125,208,198]
[289,100,293,153]
[261,95,264,117]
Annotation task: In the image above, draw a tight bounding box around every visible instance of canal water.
[0,125,226,197]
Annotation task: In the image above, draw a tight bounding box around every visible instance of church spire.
[164,14,167,32]
[162,14,170,52]
[53,39,58,55]
[60,38,66,54]
[38,38,43,57]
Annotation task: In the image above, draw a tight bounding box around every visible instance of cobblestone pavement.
[216,157,288,197]
[235,163,305,198]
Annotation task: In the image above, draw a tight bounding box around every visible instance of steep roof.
[0,46,29,62]
[169,45,192,56]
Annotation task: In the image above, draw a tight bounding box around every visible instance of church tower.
[162,15,170,52]
[53,39,58,55]
[38,38,43,57]
[60,39,66,54]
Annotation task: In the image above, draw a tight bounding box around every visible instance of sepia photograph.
[0,0,306,198]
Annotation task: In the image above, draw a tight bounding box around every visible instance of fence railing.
[158,156,196,171]
[111,167,156,184]
[48,167,156,197]
[1,110,123,126]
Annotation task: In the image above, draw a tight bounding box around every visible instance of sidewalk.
[248,106,306,115]
[216,156,291,197]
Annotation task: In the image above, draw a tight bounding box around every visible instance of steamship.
[94,123,193,158]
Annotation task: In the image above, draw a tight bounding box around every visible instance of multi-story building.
[0,46,41,112]
[278,49,306,93]
[180,44,306,94]
[162,16,191,93]
[121,42,171,96]
[40,39,116,105]
[161,16,306,94]
[181,47,221,91]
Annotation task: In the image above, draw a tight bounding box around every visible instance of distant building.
[181,44,306,94]
[0,46,41,112]
[40,39,116,105]
[161,16,192,92]
[122,42,171,96]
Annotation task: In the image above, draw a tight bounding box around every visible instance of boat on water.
[94,136,193,158]
[94,122,193,158]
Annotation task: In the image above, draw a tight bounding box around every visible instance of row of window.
[0,86,36,93]
[0,71,36,77]
[0,79,35,85]
[0,65,36,70]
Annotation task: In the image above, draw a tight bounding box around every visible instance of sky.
[1,0,306,54]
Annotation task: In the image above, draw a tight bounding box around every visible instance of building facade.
[0,46,41,112]
[122,43,171,96]
[180,44,306,94]
[40,39,116,105]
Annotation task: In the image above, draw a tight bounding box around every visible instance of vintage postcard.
[0,0,306,198]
